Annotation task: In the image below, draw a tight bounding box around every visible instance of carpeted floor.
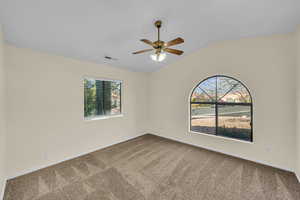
[4,134,300,200]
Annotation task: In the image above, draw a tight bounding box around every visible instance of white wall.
[296,27,300,180]
[0,27,7,198]
[5,45,149,178]
[3,31,299,181]
[149,33,297,171]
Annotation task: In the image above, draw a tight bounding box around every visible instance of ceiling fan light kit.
[133,20,184,62]
[150,52,166,62]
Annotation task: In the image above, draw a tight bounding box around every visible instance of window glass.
[191,87,214,102]
[217,76,239,101]
[190,75,252,142]
[197,76,217,101]
[217,105,251,141]
[219,84,251,103]
[191,104,216,134]
[84,78,121,119]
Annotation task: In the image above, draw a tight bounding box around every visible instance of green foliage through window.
[84,78,121,119]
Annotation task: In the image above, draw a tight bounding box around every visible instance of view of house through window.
[190,75,252,142]
[84,78,121,119]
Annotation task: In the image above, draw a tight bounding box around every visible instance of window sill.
[189,130,253,144]
[84,114,123,121]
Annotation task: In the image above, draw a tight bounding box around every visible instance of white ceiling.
[0,0,299,72]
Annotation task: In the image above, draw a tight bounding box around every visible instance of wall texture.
[149,33,297,171]
[296,27,300,180]
[0,27,7,198]
[5,45,149,178]
[3,31,299,182]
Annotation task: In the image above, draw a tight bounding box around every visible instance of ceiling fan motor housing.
[153,41,165,49]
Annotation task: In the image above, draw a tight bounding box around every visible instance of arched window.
[190,75,253,142]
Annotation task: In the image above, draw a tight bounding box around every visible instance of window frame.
[83,76,123,121]
[189,75,253,142]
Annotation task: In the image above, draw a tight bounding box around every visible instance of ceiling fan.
[132,20,184,62]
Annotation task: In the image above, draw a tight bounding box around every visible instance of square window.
[84,78,121,120]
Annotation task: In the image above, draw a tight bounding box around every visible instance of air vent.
[104,56,117,61]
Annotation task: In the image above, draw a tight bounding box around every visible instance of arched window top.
[191,75,252,104]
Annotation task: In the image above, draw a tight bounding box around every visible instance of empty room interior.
[1,1,300,200]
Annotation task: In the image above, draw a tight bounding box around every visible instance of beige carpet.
[4,134,300,200]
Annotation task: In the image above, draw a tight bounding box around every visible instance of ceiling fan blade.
[164,48,184,55]
[165,37,184,47]
[132,49,153,54]
[140,39,155,47]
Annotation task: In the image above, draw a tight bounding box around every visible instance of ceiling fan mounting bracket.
[154,20,162,28]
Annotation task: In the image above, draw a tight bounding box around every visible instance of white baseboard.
[8,134,145,179]
[0,179,7,200]
[150,133,293,172]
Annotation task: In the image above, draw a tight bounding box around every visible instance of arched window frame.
[189,75,253,142]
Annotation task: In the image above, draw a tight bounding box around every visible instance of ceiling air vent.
[104,56,118,61]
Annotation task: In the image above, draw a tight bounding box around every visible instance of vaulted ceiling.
[0,0,299,72]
